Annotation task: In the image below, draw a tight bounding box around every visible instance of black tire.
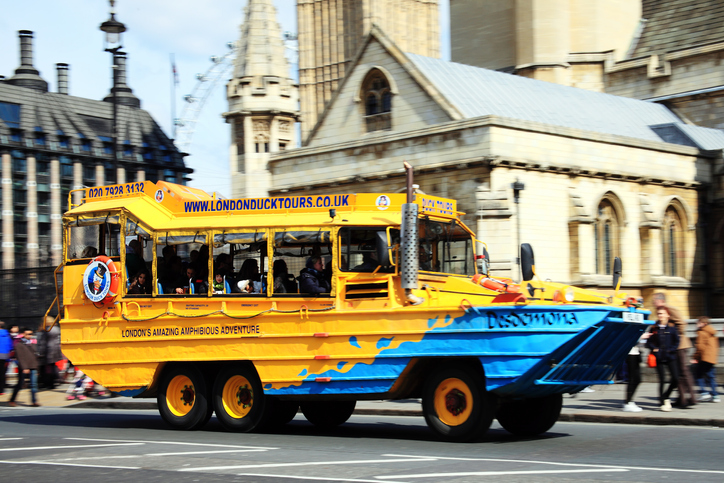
[157,365,209,431]
[259,398,299,430]
[422,366,495,442]
[497,393,563,436]
[212,364,266,432]
[300,400,356,429]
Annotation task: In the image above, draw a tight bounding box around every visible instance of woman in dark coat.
[646,306,680,411]
[299,256,330,295]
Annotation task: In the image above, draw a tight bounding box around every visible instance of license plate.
[622,312,644,323]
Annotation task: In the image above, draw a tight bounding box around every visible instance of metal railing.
[0,266,59,330]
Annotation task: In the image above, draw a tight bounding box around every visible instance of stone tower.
[225,0,299,199]
[450,0,641,90]
[297,0,440,141]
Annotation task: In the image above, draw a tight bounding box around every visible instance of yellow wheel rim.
[434,377,473,426]
[222,375,254,419]
[166,375,195,417]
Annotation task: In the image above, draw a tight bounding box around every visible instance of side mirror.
[376,230,391,267]
[477,247,490,277]
[613,257,622,290]
[520,243,535,281]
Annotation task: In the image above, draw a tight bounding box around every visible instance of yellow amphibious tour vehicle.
[47,164,650,441]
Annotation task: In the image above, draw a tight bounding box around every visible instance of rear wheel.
[497,393,562,436]
[300,400,356,429]
[422,366,495,442]
[260,398,299,429]
[157,365,209,430]
[213,364,266,432]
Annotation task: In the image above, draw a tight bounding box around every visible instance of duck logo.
[375,195,390,211]
[83,260,111,303]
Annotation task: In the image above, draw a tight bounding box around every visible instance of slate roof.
[632,0,724,57]
[406,53,724,151]
[0,82,188,171]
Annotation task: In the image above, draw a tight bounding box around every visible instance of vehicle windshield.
[66,214,121,260]
[418,218,474,276]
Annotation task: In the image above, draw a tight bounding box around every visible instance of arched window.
[662,205,684,277]
[361,69,392,132]
[594,198,621,275]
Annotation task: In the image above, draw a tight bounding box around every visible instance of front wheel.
[300,400,356,429]
[496,393,562,436]
[213,364,266,432]
[422,366,495,442]
[157,365,209,430]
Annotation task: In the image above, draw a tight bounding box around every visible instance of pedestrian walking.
[652,293,697,407]
[692,316,720,403]
[36,319,62,389]
[65,368,92,401]
[623,331,650,412]
[0,321,13,395]
[8,328,40,407]
[646,307,680,411]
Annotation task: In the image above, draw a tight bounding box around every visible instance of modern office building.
[0,30,191,269]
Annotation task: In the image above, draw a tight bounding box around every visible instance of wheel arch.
[388,357,487,399]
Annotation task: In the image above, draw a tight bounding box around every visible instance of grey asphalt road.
[0,408,722,483]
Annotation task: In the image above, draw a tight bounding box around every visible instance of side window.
[66,214,121,261]
[211,231,267,295]
[273,230,331,296]
[124,219,153,296]
[155,233,208,295]
[419,218,474,276]
[339,227,396,273]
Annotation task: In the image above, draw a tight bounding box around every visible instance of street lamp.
[100,0,126,181]
[511,178,525,280]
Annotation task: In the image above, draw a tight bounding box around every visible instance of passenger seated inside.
[212,272,225,294]
[352,245,379,271]
[183,266,207,294]
[272,259,296,294]
[237,258,261,293]
[81,246,98,258]
[125,239,145,277]
[419,247,433,271]
[299,256,330,295]
[160,256,186,294]
[128,270,151,295]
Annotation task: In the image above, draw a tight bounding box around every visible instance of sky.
[1,0,450,197]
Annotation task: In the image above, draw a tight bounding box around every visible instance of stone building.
[448,0,724,315]
[0,31,191,269]
[225,0,300,199]
[268,26,724,318]
[297,0,440,139]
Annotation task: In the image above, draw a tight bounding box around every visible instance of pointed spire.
[233,0,290,79]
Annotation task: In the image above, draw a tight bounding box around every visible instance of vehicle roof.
[64,181,462,231]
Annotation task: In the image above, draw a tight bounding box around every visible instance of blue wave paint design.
[349,336,362,349]
[376,337,394,349]
[264,306,647,397]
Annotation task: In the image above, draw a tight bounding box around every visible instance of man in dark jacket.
[9,328,40,407]
[299,256,331,295]
[646,307,679,411]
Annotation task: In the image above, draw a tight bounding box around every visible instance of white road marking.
[240,473,409,483]
[375,468,629,479]
[50,448,270,461]
[0,459,140,470]
[179,457,438,472]
[384,454,724,476]
[65,437,276,450]
[0,442,144,452]
[0,438,23,441]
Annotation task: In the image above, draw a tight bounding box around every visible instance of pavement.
[1,381,722,427]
